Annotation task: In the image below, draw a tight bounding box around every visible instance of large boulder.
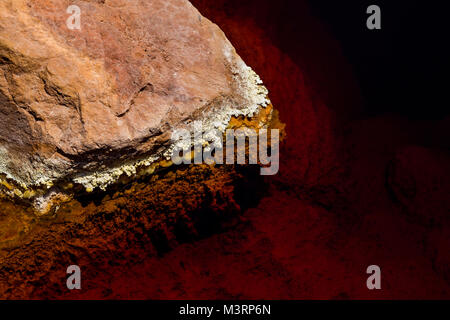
[0,0,270,206]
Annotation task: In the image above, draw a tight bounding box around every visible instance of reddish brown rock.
[0,0,271,208]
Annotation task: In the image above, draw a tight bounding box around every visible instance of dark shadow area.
[307,0,448,118]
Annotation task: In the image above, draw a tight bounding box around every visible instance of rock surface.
[0,0,270,197]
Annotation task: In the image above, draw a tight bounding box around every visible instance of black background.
[278,0,449,118]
